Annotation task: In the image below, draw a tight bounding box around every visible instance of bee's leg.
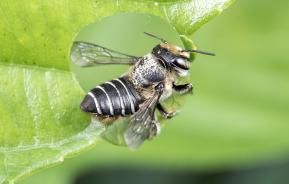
[157,103,177,119]
[173,83,193,94]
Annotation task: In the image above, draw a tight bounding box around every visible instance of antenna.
[182,49,216,56]
[144,32,167,43]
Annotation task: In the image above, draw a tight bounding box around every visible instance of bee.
[70,32,215,149]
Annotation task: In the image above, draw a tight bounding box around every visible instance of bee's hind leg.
[157,103,177,119]
[173,83,193,94]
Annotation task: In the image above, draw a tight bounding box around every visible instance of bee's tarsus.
[157,103,177,119]
[173,83,193,94]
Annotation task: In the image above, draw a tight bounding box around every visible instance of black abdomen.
[81,77,142,116]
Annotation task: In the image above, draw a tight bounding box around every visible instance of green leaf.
[0,0,233,183]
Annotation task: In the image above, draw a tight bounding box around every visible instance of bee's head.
[152,43,191,76]
[145,32,215,77]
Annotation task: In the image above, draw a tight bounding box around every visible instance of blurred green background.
[20,0,289,183]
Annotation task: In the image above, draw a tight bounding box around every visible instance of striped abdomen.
[80,77,142,116]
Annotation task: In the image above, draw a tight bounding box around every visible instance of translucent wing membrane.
[124,83,166,149]
[70,41,139,67]
[124,94,161,149]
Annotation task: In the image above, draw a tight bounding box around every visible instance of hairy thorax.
[128,53,175,101]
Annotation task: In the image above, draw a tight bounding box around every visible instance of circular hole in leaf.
[70,13,192,147]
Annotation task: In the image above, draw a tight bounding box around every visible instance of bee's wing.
[70,41,139,67]
[124,87,163,149]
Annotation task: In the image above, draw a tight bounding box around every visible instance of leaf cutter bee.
[70,32,215,149]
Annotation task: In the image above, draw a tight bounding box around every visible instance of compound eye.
[173,58,189,70]
[176,58,186,66]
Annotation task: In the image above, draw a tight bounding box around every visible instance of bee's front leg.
[173,83,193,94]
[157,103,177,119]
